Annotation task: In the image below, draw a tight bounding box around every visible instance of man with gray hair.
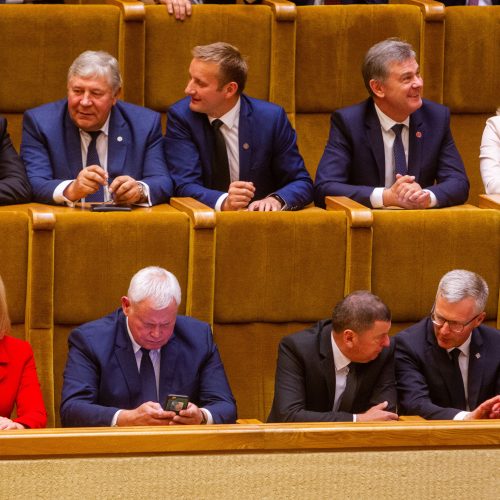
[61,266,236,427]
[314,38,469,209]
[268,291,398,423]
[22,50,173,205]
[395,269,500,420]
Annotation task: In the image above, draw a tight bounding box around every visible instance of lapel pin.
[243,142,250,150]
[416,131,422,138]
[475,353,481,359]
[117,136,123,142]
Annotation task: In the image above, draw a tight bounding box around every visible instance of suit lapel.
[238,95,253,181]
[467,328,484,410]
[114,315,142,405]
[107,104,129,180]
[158,332,179,404]
[319,323,335,407]
[408,109,424,179]
[64,108,83,179]
[365,101,386,185]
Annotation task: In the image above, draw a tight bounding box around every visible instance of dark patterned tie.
[85,130,104,202]
[211,119,231,192]
[338,363,358,412]
[140,348,158,403]
[449,348,467,410]
[392,124,407,177]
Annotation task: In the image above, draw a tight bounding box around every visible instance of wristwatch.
[200,409,208,425]
[136,182,146,203]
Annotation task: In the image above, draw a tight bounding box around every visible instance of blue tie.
[450,348,467,410]
[140,348,158,403]
[392,124,407,177]
[85,130,104,202]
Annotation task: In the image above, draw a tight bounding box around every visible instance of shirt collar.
[374,103,410,133]
[208,97,241,130]
[446,332,472,357]
[331,332,352,371]
[79,113,111,138]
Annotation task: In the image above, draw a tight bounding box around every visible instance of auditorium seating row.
[1,1,499,206]
[1,198,499,426]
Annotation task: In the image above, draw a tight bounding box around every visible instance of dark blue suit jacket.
[314,98,469,208]
[60,309,237,427]
[21,99,173,205]
[395,317,500,420]
[165,94,313,210]
[267,319,396,422]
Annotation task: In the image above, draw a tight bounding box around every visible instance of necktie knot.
[212,119,224,131]
[450,348,461,362]
[140,347,150,356]
[88,130,102,141]
[392,124,404,137]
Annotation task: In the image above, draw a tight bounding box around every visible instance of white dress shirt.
[370,104,437,208]
[480,114,500,194]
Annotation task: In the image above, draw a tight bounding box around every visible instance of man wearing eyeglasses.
[395,269,500,420]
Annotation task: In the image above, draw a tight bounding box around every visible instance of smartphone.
[91,203,132,212]
[163,394,189,414]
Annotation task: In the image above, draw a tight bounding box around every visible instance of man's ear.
[121,296,130,315]
[343,329,355,347]
[369,79,384,99]
[224,81,239,99]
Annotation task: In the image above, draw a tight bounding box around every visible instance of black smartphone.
[163,394,189,413]
[91,203,132,212]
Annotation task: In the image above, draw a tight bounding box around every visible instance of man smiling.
[395,270,500,420]
[165,42,313,211]
[21,51,172,205]
[314,38,469,209]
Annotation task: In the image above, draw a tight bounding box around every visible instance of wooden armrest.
[262,0,296,21]
[478,194,500,210]
[236,419,263,424]
[399,415,426,422]
[170,197,216,229]
[389,0,445,21]
[106,0,145,21]
[325,196,373,228]
[28,207,56,231]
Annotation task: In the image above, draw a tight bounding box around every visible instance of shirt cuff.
[370,187,385,208]
[201,408,214,425]
[53,180,76,206]
[453,411,470,421]
[423,189,438,208]
[353,413,357,422]
[111,409,122,427]
[215,192,229,212]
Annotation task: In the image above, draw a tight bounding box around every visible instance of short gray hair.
[128,266,181,309]
[362,38,416,97]
[436,270,489,313]
[68,50,122,93]
[192,42,247,94]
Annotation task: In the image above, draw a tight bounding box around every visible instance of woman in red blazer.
[0,277,47,430]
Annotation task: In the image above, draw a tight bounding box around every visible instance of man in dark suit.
[395,270,500,420]
[268,291,398,423]
[21,50,173,206]
[60,266,236,427]
[0,116,31,205]
[165,42,313,212]
[314,38,469,209]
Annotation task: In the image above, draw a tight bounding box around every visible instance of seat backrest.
[212,209,348,421]
[444,7,500,205]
